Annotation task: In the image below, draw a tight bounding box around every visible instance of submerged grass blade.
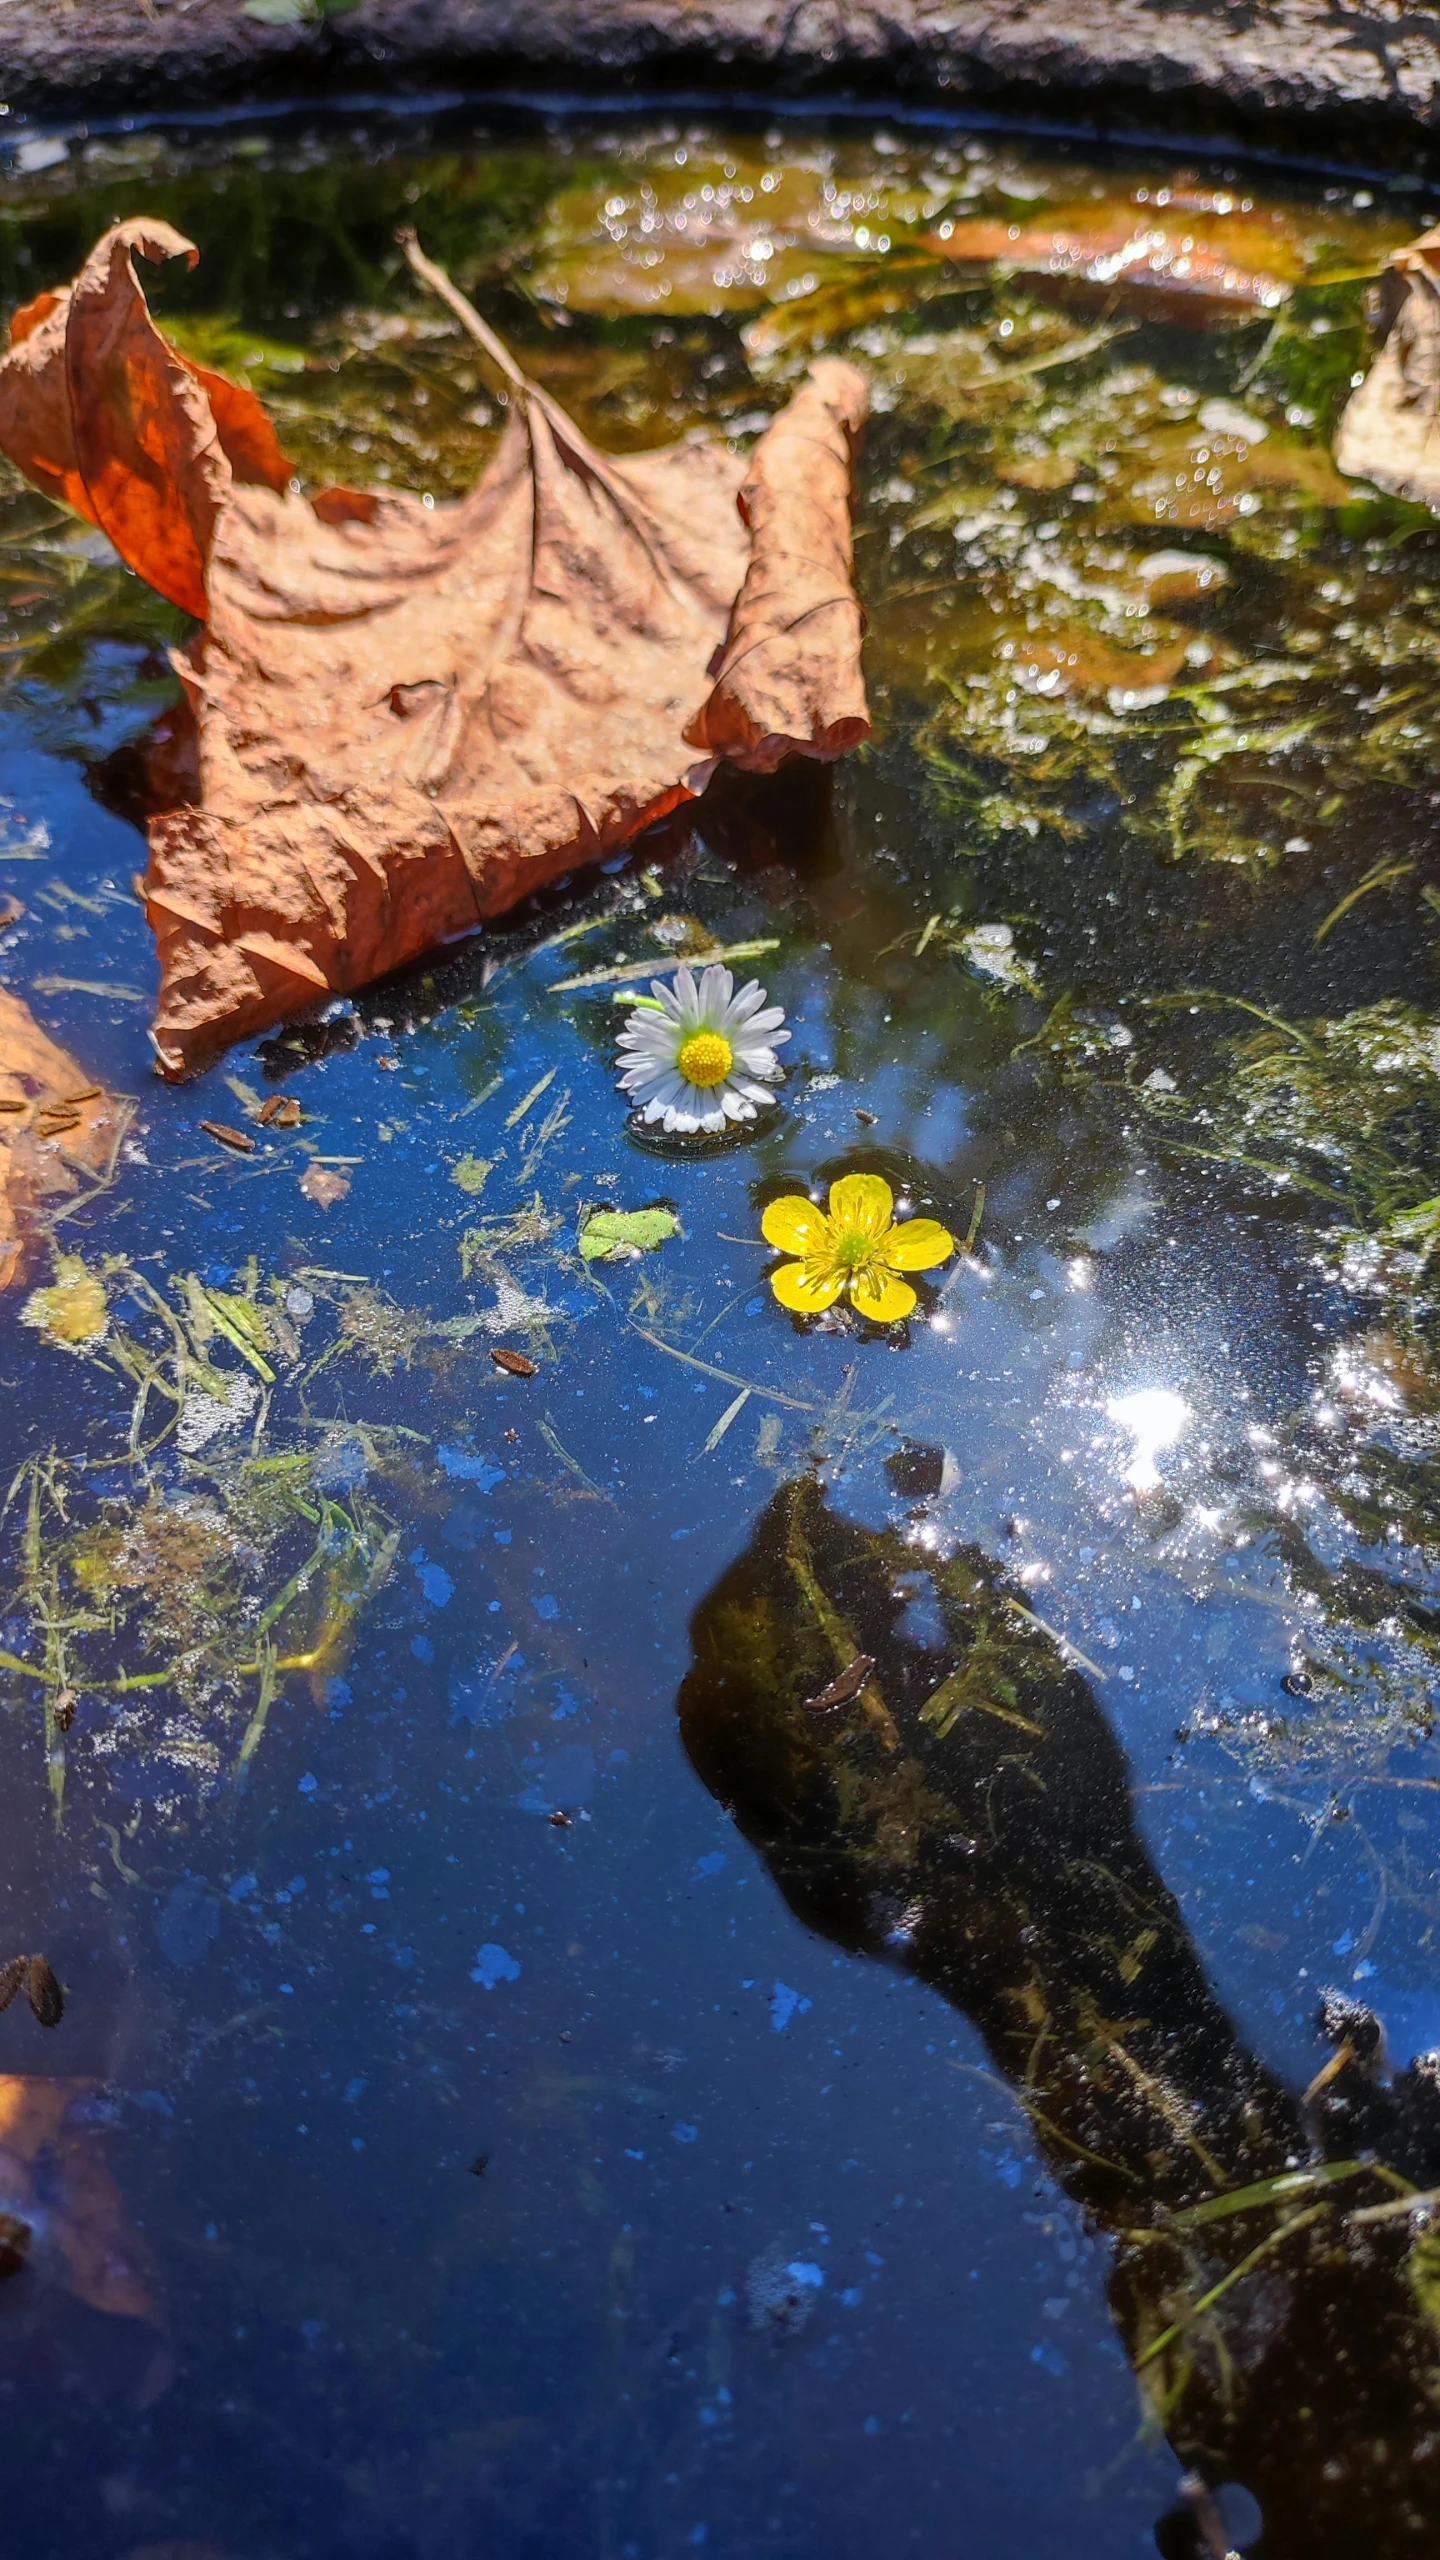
[1173,2158,1369,2227]
[1313,859,1416,948]
[234,1639,278,1788]
[1135,2205,1329,2371]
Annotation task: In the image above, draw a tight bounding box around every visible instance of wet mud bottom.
[0,101,1437,2560]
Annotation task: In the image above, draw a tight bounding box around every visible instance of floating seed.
[0,1096,25,1113]
[26,1956,63,2028]
[200,1120,256,1153]
[855,1107,878,1125]
[490,1346,537,1378]
[258,1094,303,1128]
[0,1956,26,2014]
[803,1653,876,1715]
[62,1087,101,1105]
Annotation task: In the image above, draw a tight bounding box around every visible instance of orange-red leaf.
[0,218,291,619]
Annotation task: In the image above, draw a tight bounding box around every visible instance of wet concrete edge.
[2,0,1439,172]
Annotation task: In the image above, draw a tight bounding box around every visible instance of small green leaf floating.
[578,1207,681,1263]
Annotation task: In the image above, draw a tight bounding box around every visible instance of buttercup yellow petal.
[828,1172,893,1237]
[848,1266,916,1324]
[883,1217,955,1272]
[771,1259,847,1314]
[761,1195,832,1256]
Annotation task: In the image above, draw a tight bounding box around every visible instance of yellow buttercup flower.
[761,1174,954,1325]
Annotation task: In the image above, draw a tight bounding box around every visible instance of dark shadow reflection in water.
[677,1475,1440,2558]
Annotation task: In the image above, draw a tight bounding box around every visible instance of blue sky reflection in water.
[0,106,1438,2560]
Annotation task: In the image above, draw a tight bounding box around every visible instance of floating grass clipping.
[0,1252,439,1807]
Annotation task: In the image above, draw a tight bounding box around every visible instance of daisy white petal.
[615,967,788,1133]
[728,979,767,1018]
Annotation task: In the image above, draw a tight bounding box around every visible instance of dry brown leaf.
[0,2076,157,2323]
[683,359,868,774]
[920,202,1301,320]
[0,219,291,619]
[1336,226,1440,509]
[300,1162,350,1210]
[0,223,869,1079]
[0,989,125,1291]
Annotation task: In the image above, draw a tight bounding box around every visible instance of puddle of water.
[0,104,1438,2559]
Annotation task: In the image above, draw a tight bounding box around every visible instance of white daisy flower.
[616,963,789,1135]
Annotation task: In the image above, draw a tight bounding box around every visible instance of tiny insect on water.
[802,1654,875,1715]
[490,1346,537,1378]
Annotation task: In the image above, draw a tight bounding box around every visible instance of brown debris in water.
[0,222,869,1079]
[0,2077,157,2322]
[1336,225,1440,511]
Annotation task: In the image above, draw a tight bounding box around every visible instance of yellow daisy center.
[677,1030,734,1090]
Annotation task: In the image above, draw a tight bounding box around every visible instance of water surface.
[0,104,1438,2560]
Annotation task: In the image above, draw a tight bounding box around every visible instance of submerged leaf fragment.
[0,2077,155,2319]
[300,1163,350,1210]
[21,1254,109,1350]
[921,202,1306,319]
[578,1206,681,1262]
